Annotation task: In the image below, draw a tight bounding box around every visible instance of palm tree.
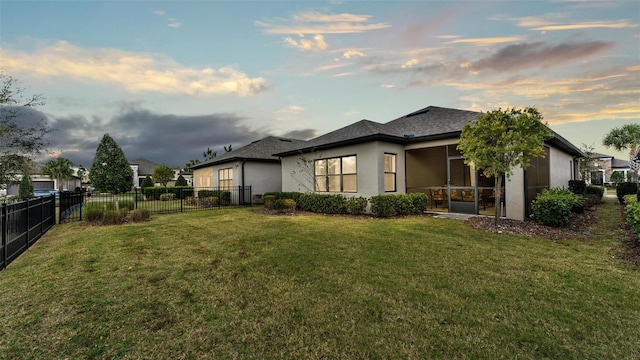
[43,157,74,191]
[603,124,640,182]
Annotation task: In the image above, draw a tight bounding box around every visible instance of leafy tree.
[224,144,232,153]
[153,165,175,187]
[204,147,217,160]
[175,174,188,186]
[89,134,134,194]
[610,171,625,185]
[18,171,34,199]
[577,143,598,183]
[0,73,51,189]
[184,159,200,173]
[603,124,640,182]
[43,157,74,191]
[458,107,552,225]
[141,175,154,188]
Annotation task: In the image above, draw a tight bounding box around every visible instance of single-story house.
[6,162,82,196]
[192,106,583,221]
[191,136,307,202]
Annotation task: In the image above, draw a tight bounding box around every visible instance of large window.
[314,156,357,193]
[218,168,233,189]
[384,153,396,192]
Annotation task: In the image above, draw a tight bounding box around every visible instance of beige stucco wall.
[549,146,575,188]
[281,141,405,197]
[505,169,525,221]
[245,162,282,195]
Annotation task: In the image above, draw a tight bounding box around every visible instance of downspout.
[241,160,246,204]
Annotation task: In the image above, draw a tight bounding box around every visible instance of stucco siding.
[549,146,575,188]
[281,141,404,197]
[245,162,282,195]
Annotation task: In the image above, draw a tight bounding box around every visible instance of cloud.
[381,84,395,88]
[168,18,182,28]
[43,106,271,167]
[446,36,524,46]
[255,11,390,34]
[343,50,365,58]
[283,34,328,51]
[531,20,638,31]
[331,72,356,77]
[153,10,165,16]
[273,105,305,121]
[473,40,615,72]
[1,41,268,96]
[281,129,316,140]
[401,59,419,69]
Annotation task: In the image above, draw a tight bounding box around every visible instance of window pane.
[384,173,395,192]
[328,159,341,174]
[342,156,357,174]
[315,160,326,175]
[384,154,396,173]
[343,174,357,192]
[328,175,341,192]
[315,176,327,192]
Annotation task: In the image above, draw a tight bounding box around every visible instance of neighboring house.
[129,158,185,187]
[6,162,82,196]
[191,136,307,201]
[274,106,583,221]
[590,153,631,185]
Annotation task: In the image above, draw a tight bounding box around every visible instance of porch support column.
[505,168,525,221]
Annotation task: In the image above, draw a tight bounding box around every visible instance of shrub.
[119,200,135,211]
[141,175,154,188]
[623,194,637,205]
[616,182,638,204]
[159,193,175,201]
[264,195,276,209]
[105,202,117,211]
[129,209,151,222]
[297,193,347,214]
[370,195,396,217]
[264,192,303,204]
[409,192,428,214]
[394,194,414,216]
[85,208,104,223]
[102,210,124,225]
[199,196,218,208]
[568,180,586,195]
[198,189,231,205]
[625,202,640,244]
[346,196,368,215]
[274,199,296,213]
[175,174,188,187]
[531,188,581,227]
[585,186,604,199]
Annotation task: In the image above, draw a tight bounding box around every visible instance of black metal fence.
[1,194,56,270]
[62,186,252,222]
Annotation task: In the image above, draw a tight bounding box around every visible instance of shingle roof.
[612,158,630,168]
[384,106,480,138]
[129,158,161,176]
[191,136,307,169]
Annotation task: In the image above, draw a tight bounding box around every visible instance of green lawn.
[1,199,638,359]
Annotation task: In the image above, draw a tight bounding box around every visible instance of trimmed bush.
[197,189,231,205]
[297,193,347,214]
[394,195,414,216]
[623,194,638,205]
[130,209,151,222]
[264,195,276,209]
[85,208,104,223]
[175,174,188,187]
[585,186,604,198]
[568,180,586,195]
[617,182,638,204]
[160,193,175,201]
[370,195,396,217]
[625,202,640,244]
[531,188,581,227]
[102,210,124,225]
[274,199,296,213]
[141,175,154,188]
[263,192,303,205]
[105,202,117,211]
[409,193,429,214]
[346,196,368,215]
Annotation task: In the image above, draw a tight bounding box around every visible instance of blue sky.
[1,0,639,167]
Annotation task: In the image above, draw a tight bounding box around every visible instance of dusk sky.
[1,0,639,168]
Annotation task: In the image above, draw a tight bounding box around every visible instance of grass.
[1,198,638,359]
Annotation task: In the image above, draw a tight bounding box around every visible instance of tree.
[141,175,154,188]
[577,143,598,183]
[76,164,88,183]
[18,171,34,200]
[175,174,188,186]
[183,159,201,173]
[43,157,74,192]
[603,124,640,182]
[457,107,552,225]
[0,73,51,189]
[153,165,175,187]
[224,144,232,153]
[89,134,134,194]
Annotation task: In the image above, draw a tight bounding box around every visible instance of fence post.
[135,188,138,209]
[2,203,7,270]
[180,188,183,213]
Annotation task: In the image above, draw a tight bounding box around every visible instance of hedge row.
[625,202,640,244]
[142,186,194,200]
[263,192,428,217]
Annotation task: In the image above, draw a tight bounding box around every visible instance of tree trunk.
[629,147,639,183]
[494,176,503,226]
